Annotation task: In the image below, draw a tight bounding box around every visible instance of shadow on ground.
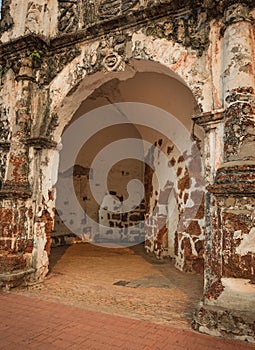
[14,242,204,329]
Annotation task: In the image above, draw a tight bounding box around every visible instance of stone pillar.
[0,51,58,287]
[193,109,225,289]
[193,3,255,343]
[3,58,33,192]
[213,2,255,284]
[28,144,58,282]
[0,57,35,288]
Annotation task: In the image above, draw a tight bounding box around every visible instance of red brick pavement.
[0,292,254,350]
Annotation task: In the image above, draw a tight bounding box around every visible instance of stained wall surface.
[0,0,255,343]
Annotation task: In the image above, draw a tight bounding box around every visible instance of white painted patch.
[206,277,255,312]
[236,227,255,255]
[233,230,242,239]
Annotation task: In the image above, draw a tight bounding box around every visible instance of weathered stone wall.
[0,0,255,343]
[99,195,145,244]
[144,136,205,274]
[192,3,255,342]
[54,159,145,245]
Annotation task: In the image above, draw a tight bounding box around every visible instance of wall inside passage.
[53,71,205,272]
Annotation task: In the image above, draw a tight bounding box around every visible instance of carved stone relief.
[59,1,212,54]
[0,104,10,143]
[99,33,131,71]
[25,1,44,34]
[98,0,121,19]
[145,9,210,54]
[0,0,14,33]
[80,33,130,74]
[83,0,98,26]
[57,0,238,33]
[59,0,145,31]
[41,47,81,84]
[98,0,139,19]
[0,118,9,143]
[102,52,123,71]
[0,152,7,186]
[58,0,79,33]
[224,2,251,24]
[122,0,140,13]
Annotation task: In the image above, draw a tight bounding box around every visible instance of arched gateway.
[0,0,255,343]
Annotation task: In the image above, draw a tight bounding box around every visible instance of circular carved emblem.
[103,53,122,71]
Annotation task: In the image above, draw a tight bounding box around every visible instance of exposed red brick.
[204,280,224,300]
[28,207,33,219]
[0,208,13,224]
[174,231,179,256]
[184,193,189,205]
[0,239,12,252]
[181,237,192,257]
[9,154,28,183]
[177,167,182,177]
[168,158,176,167]
[167,145,174,154]
[0,254,27,273]
[48,189,54,201]
[185,220,202,236]
[223,253,254,279]
[155,224,168,254]
[24,240,33,254]
[192,257,204,274]
[195,239,204,255]
[178,168,191,199]
[38,210,54,256]
[178,155,185,163]
[223,212,250,234]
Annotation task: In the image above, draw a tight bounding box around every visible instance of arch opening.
[51,61,205,275]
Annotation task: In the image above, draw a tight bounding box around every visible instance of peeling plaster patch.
[50,48,85,111]
[0,3,255,343]
[32,233,48,280]
[236,227,255,255]
[144,134,205,272]
[206,278,255,312]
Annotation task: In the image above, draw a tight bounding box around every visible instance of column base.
[193,278,255,344]
[0,268,35,289]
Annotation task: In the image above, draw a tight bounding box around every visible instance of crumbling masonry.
[0,0,255,343]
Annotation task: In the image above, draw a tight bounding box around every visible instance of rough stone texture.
[0,0,14,33]
[144,137,205,273]
[193,306,255,344]
[0,0,255,344]
[224,90,255,163]
[53,164,146,244]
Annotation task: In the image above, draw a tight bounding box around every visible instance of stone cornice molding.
[193,109,225,128]
[0,183,32,199]
[24,137,58,150]
[208,162,255,195]
[0,1,254,62]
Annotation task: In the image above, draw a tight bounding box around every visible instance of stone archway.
[1,1,255,342]
[42,60,206,329]
[49,60,205,274]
